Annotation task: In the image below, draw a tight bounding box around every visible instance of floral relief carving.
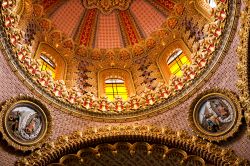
[0,0,240,121]
[16,126,250,165]
[83,0,132,15]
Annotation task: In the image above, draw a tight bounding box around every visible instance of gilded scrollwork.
[0,94,52,151]
[48,142,206,166]
[236,0,250,139]
[0,0,240,122]
[82,0,132,15]
[16,126,249,165]
[188,89,243,142]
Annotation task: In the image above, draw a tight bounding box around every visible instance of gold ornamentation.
[0,95,52,151]
[48,142,206,165]
[16,126,249,165]
[236,0,250,139]
[0,0,240,121]
[83,0,132,15]
[188,89,243,142]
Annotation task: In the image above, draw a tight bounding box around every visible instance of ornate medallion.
[0,95,52,151]
[189,89,242,142]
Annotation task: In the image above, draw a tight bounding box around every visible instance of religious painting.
[189,89,242,142]
[0,95,52,151]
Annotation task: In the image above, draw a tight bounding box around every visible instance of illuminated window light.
[167,49,191,77]
[208,0,216,8]
[40,54,56,78]
[105,78,128,101]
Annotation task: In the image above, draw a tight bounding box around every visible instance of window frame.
[34,42,67,80]
[105,78,128,101]
[98,68,136,101]
[157,39,192,83]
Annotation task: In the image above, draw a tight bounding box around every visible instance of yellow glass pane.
[175,70,183,77]
[168,51,191,77]
[169,62,180,74]
[105,80,128,101]
[107,95,114,101]
[121,95,128,100]
[185,59,191,65]
[180,56,188,64]
[105,87,113,93]
[40,61,56,79]
[117,87,126,93]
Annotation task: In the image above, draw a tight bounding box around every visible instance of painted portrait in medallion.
[197,97,234,134]
[6,103,45,143]
[0,95,52,151]
[189,89,242,142]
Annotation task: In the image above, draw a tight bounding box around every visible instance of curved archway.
[17,126,249,165]
[157,39,192,83]
[34,42,67,80]
[193,0,215,22]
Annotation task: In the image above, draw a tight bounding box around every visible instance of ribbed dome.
[36,0,176,48]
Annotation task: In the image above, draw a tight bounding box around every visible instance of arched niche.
[34,42,67,80]
[193,0,215,22]
[157,39,192,83]
[98,68,136,100]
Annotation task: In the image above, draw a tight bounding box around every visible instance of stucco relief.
[82,0,132,14]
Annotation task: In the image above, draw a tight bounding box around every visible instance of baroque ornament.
[16,125,249,165]
[48,142,206,165]
[82,0,132,14]
[0,95,52,151]
[0,0,240,121]
[188,89,243,142]
[236,0,250,138]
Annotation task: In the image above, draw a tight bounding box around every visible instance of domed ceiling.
[0,0,238,121]
[36,0,177,48]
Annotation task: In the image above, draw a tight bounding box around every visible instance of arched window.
[157,39,192,83]
[40,53,56,78]
[167,49,190,77]
[34,42,67,80]
[98,68,136,101]
[105,78,128,101]
[194,0,216,22]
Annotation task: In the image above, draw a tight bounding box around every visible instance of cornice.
[0,0,241,122]
[16,125,249,165]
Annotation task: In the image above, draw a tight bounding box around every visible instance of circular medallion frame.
[0,95,52,151]
[188,89,243,142]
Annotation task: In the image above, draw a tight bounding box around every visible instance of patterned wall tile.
[131,0,166,37]
[50,0,84,37]
[95,12,123,48]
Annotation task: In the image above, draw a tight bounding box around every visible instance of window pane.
[169,62,180,74]
[40,56,56,78]
[105,78,128,101]
[167,49,190,77]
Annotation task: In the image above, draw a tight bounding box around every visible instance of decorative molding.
[16,126,249,165]
[98,68,136,99]
[0,0,240,122]
[34,42,67,80]
[193,0,214,22]
[236,0,250,138]
[0,94,52,151]
[117,9,144,45]
[49,142,206,165]
[188,88,243,142]
[76,9,98,46]
[157,39,192,83]
[82,0,132,15]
